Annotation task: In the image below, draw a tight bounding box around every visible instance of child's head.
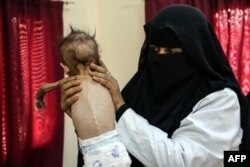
[59,27,99,76]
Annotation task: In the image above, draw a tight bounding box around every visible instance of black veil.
[122,4,250,154]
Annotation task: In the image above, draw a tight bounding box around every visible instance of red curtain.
[145,0,250,95]
[214,0,250,95]
[0,0,64,167]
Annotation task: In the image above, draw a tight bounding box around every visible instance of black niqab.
[121,4,250,166]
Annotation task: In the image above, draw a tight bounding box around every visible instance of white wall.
[62,1,145,166]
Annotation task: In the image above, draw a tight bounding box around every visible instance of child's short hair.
[59,27,99,67]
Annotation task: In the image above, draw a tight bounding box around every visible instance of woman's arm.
[116,88,242,167]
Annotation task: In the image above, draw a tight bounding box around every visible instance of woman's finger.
[66,86,82,98]
[60,75,83,115]
[60,88,80,117]
[64,95,79,108]
[90,62,107,73]
[88,69,111,79]
[98,58,107,69]
[60,76,75,85]
[60,76,82,93]
[61,81,81,94]
[60,75,83,85]
[65,110,72,118]
[92,76,115,91]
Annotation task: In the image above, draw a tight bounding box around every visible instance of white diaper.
[78,130,131,167]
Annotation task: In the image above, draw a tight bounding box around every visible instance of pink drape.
[214,0,250,94]
[145,0,250,94]
[0,0,64,167]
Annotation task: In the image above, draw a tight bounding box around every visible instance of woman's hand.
[88,58,125,111]
[60,75,83,117]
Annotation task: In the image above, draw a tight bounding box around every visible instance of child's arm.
[35,80,61,111]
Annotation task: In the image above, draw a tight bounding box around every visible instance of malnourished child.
[35,28,131,167]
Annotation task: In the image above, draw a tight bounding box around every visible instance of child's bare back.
[71,74,115,139]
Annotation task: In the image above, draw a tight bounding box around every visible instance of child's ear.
[60,63,70,76]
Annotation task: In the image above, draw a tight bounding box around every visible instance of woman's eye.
[154,47,159,52]
[150,45,183,55]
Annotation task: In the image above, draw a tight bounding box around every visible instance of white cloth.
[116,88,242,167]
[78,130,131,167]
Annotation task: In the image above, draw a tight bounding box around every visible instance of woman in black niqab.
[121,4,250,164]
[69,4,250,167]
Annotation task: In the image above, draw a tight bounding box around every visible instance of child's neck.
[76,64,88,76]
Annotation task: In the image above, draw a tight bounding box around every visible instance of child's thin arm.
[35,80,61,111]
